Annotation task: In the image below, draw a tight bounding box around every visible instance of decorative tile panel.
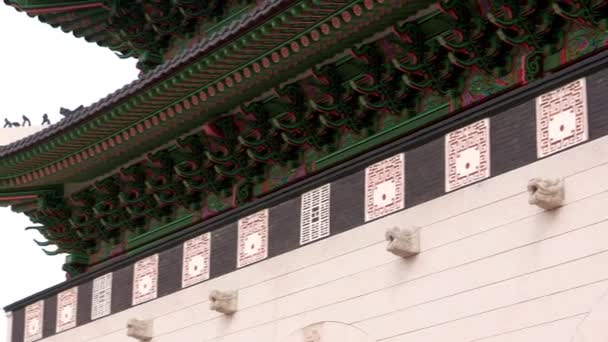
[182,233,211,288]
[24,301,43,342]
[365,154,405,222]
[91,273,113,320]
[237,209,269,268]
[300,183,331,245]
[132,254,159,306]
[536,78,588,158]
[445,118,491,192]
[56,287,78,333]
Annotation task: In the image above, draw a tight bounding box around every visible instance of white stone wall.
[37,135,608,342]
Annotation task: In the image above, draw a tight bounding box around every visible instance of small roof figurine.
[41,113,51,126]
[3,118,12,128]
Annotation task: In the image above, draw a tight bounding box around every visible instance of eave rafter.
[2,0,608,277]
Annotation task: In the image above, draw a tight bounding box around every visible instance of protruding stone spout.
[209,289,238,315]
[126,318,153,341]
[385,226,420,258]
[527,178,565,210]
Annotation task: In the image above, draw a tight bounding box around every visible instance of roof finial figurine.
[3,118,12,128]
[41,114,51,126]
[59,105,83,117]
[22,115,31,127]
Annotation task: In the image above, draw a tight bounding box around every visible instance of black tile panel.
[111,265,133,313]
[42,296,56,338]
[76,281,93,326]
[330,170,365,235]
[588,67,608,140]
[10,308,24,342]
[405,138,446,207]
[158,245,183,297]
[210,223,238,278]
[269,197,301,257]
[490,100,537,175]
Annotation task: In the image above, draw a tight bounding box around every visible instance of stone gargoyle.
[209,289,238,315]
[126,318,153,341]
[527,178,565,210]
[385,226,420,258]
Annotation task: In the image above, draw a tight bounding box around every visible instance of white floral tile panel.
[445,118,491,192]
[365,154,405,222]
[56,287,78,333]
[24,301,44,342]
[300,183,331,245]
[536,78,588,158]
[237,209,269,268]
[132,254,159,306]
[182,233,211,288]
[91,273,112,320]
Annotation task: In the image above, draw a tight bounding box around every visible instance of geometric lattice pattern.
[536,78,588,158]
[237,209,268,268]
[55,287,78,333]
[24,301,44,342]
[300,183,331,245]
[132,254,159,306]
[365,153,405,222]
[91,273,113,320]
[182,233,211,288]
[445,118,491,192]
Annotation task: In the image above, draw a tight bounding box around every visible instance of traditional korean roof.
[1,0,607,276]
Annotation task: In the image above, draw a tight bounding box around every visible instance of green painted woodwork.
[4,0,608,276]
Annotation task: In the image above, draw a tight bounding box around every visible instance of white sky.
[0,4,138,339]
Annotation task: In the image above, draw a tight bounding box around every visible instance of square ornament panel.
[536,78,588,158]
[24,301,44,342]
[237,209,269,268]
[365,154,405,222]
[91,273,113,320]
[445,118,491,192]
[132,254,159,306]
[56,287,78,333]
[300,183,331,245]
[182,233,211,288]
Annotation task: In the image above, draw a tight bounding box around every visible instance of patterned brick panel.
[536,78,588,158]
[41,296,55,339]
[491,100,537,177]
[24,302,43,342]
[268,197,300,258]
[405,138,445,208]
[56,287,77,333]
[365,154,405,222]
[237,209,269,268]
[586,68,608,140]
[300,184,331,245]
[11,308,24,342]
[182,233,211,288]
[91,273,112,320]
[76,281,92,326]
[331,170,365,235]
[159,245,182,297]
[132,254,159,305]
[210,223,237,278]
[445,118,491,192]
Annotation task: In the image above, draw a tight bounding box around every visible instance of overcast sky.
[0,4,138,339]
